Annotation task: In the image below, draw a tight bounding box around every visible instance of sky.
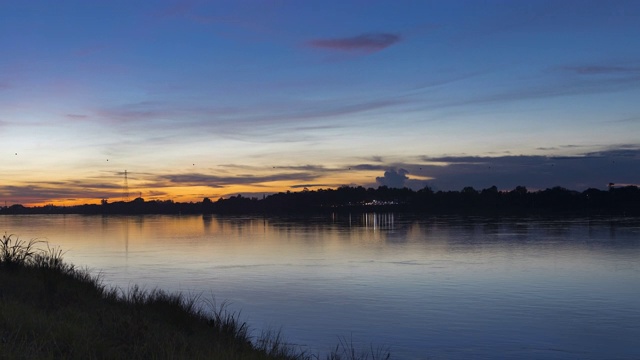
[1,0,640,206]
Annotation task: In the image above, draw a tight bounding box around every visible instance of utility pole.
[123,170,130,201]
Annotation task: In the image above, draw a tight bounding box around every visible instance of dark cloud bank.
[396,147,640,191]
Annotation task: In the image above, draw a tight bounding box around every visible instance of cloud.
[291,124,344,132]
[0,180,124,205]
[474,71,640,107]
[290,183,334,189]
[94,97,405,138]
[66,114,89,120]
[417,146,640,191]
[376,168,409,188]
[351,164,387,171]
[607,115,640,124]
[96,102,174,124]
[156,171,318,188]
[409,61,640,113]
[308,33,401,53]
[220,164,334,173]
[270,98,407,123]
[561,65,640,75]
[585,145,640,158]
[153,0,196,18]
[270,165,327,171]
[74,45,106,57]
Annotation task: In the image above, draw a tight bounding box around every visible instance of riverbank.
[0,235,389,359]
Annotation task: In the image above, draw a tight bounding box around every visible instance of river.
[2,213,639,359]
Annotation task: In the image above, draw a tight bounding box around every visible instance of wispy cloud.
[351,164,387,171]
[290,183,335,189]
[155,172,318,188]
[269,165,327,172]
[585,144,640,158]
[153,0,196,18]
[91,96,408,144]
[561,65,640,75]
[283,98,406,121]
[66,114,89,120]
[0,180,124,205]
[74,45,106,57]
[308,33,401,53]
[290,124,344,132]
[96,101,174,124]
[605,115,640,124]
[421,61,640,111]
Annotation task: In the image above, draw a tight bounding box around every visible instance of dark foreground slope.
[0,235,389,360]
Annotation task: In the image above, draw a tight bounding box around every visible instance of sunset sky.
[2,0,640,206]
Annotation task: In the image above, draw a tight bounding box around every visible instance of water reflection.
[360,213,395,230]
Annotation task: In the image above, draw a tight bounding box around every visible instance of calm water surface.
[2,214,639,359]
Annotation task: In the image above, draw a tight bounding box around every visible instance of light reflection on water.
[2,214,640,359]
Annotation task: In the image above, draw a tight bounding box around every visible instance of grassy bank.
[0,234,390,360]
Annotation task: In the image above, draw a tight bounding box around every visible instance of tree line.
[1,185,639,215]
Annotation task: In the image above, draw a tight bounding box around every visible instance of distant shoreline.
[2,185,639,216]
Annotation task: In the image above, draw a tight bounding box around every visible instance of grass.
[0,233,391,360]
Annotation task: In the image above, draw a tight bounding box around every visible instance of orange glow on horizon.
[4,169,431,207]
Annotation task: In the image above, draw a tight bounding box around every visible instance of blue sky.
[1,0,640,205]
